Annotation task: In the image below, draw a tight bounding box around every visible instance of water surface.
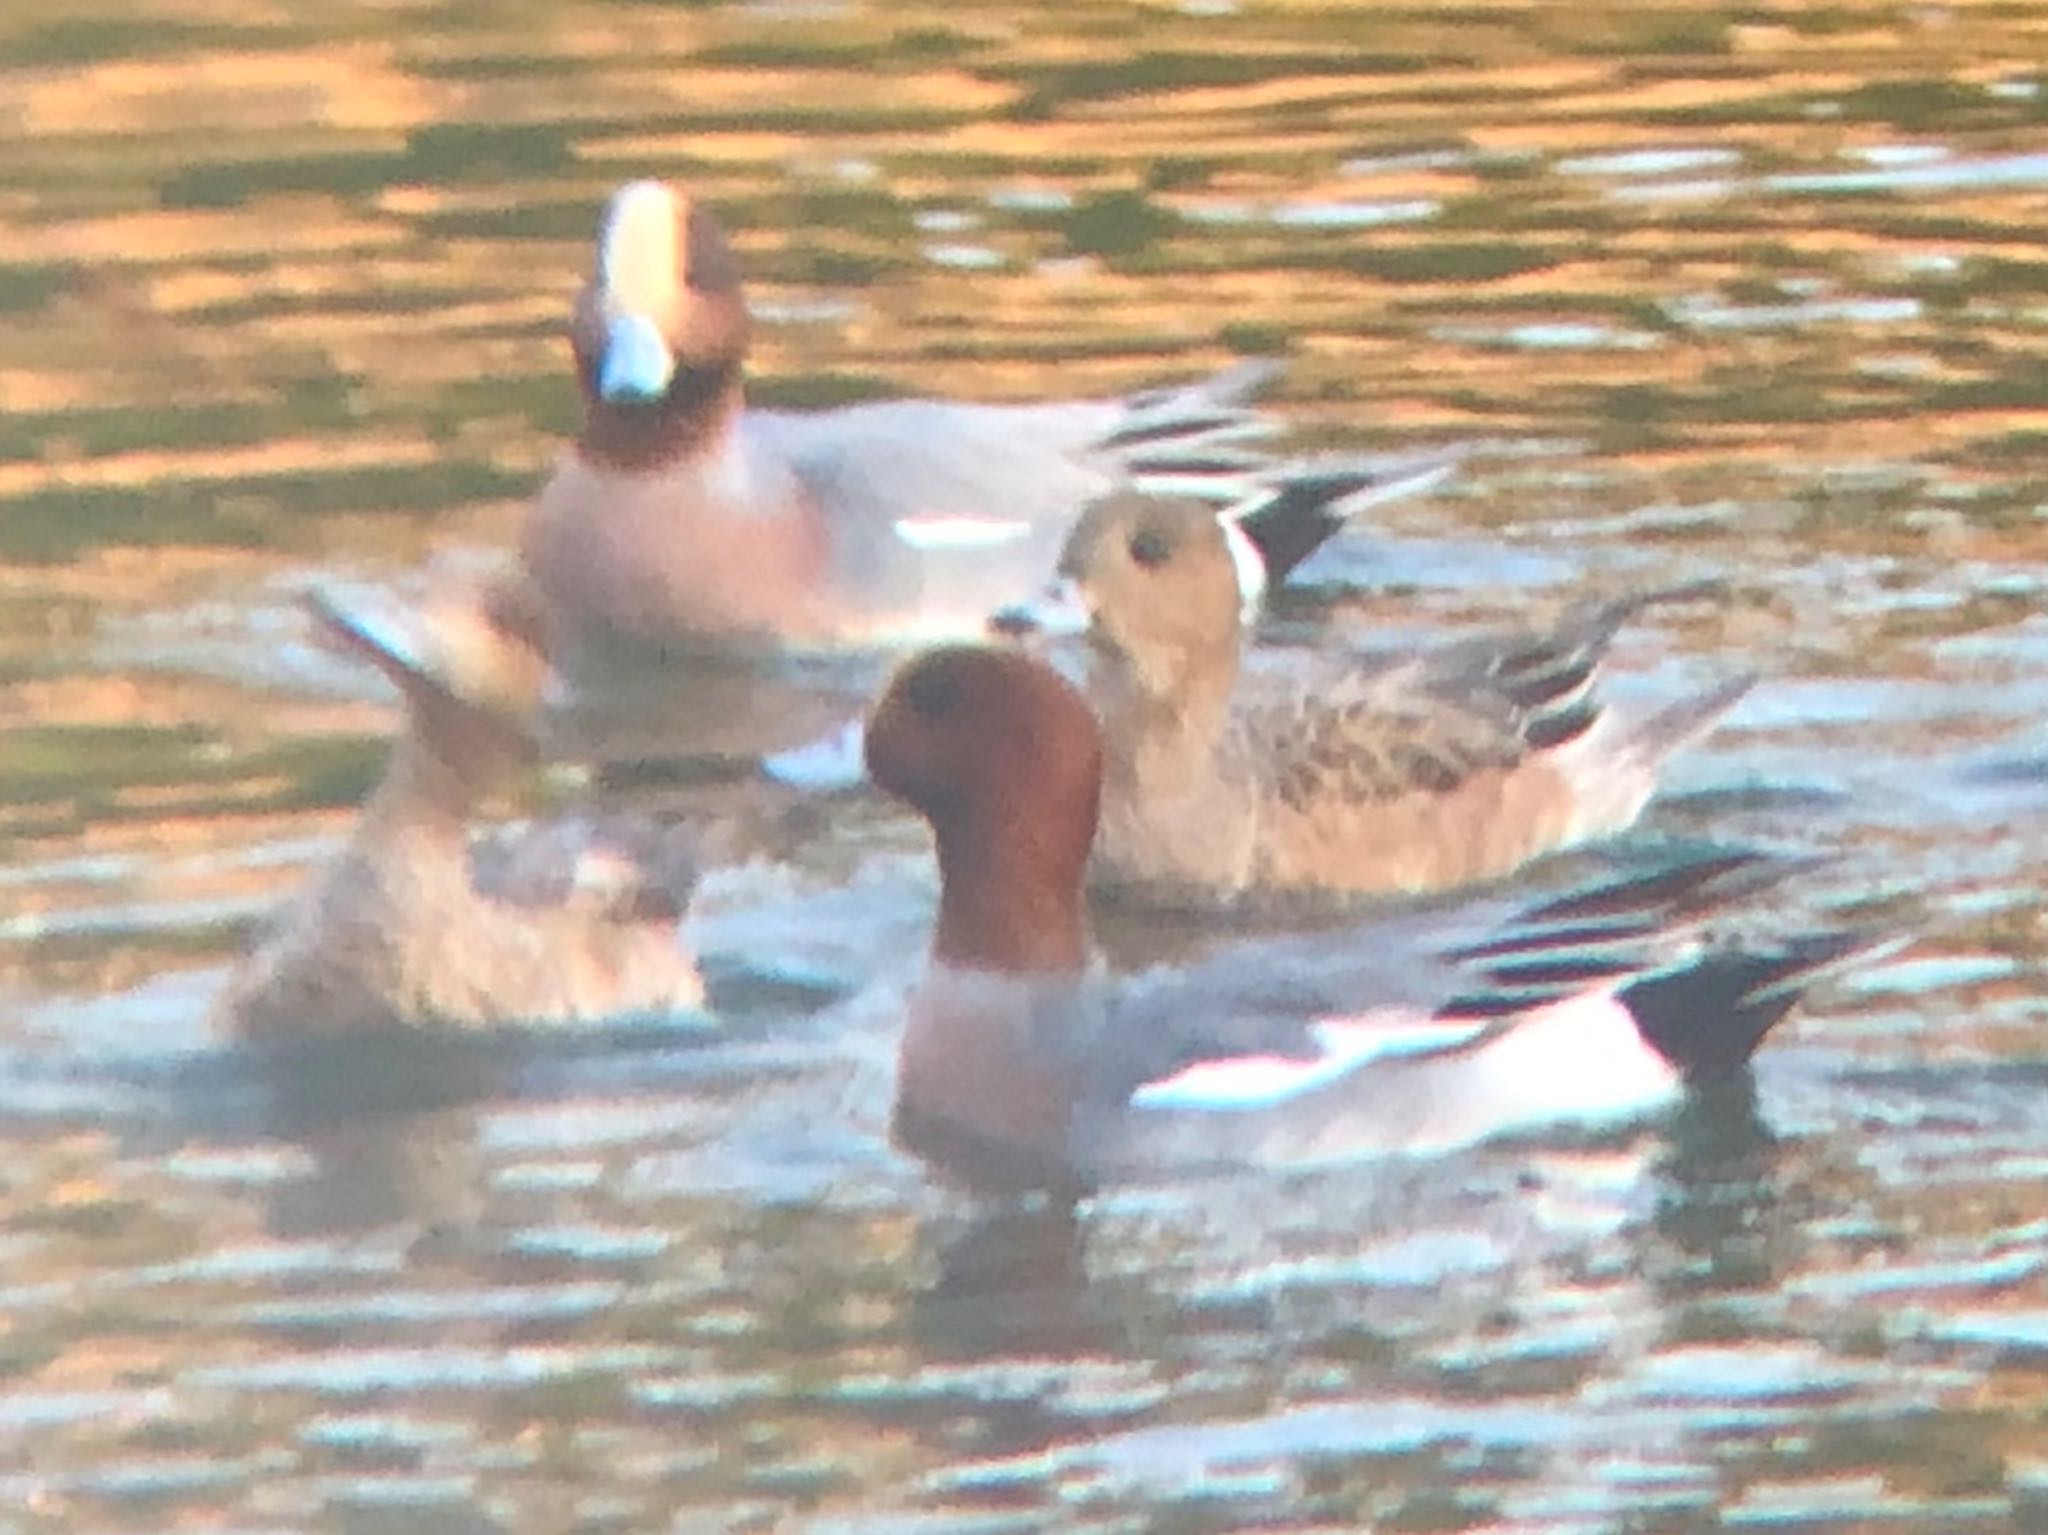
[3,1,2048,1528]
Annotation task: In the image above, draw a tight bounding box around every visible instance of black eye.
[904,660,964,719]
[1127,524,1174,569]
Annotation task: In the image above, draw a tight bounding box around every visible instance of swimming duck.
[519,178,1457,670]
[998,491,1754,910]
[863,643,1862,1196]
[216,571,704,1042]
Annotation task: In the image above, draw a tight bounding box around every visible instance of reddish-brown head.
[866,645,1101,972]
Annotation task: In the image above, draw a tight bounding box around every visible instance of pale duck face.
[595,180,687,404]
[1059,493,1244,709]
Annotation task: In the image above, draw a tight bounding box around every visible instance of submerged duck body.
[216,572,704,1043]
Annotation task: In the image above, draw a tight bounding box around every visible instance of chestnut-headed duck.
[995,492,1754,911]
[215,572,704,1043]
[864,644,1862,1196]
[519,178,1459,669]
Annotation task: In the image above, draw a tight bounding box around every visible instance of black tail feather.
[1445,916,1666,964]
[1487,576,1735,739]
[1434,848,1832,1022]
[1520,696,1601,751]
[1232,476,1362,585]
[1233,452,1465,586]
[1525,848,1786,926]
[1104,410,1273,453]
[1126,447,1271,479]
[1623,930,1877,1080]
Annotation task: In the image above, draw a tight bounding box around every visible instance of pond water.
[3,0,2048,1528]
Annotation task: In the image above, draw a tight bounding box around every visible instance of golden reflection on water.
[0,5,2038,1042]
[0,1,2045,1527]
[0,2,2039,1066]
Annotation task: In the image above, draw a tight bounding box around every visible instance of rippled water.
[3,0,2048,1528]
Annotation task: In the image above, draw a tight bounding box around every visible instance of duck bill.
[598,311,677,404]
[304,583,431,681]
[987,576,1093,641]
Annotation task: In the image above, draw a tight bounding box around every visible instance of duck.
[518,178,1459,674]
[862,643,1866,1197]
[215,569,704,1043]
[994,491,1755,910]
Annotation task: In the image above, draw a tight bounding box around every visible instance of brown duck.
[1011,491,1755,910]
[216,571,704,1042]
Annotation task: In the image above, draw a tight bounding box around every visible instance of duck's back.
[746,398,1127,634]
[220,831,701,1043]
[1089,652,1541,910]
[1230,662,1555,898]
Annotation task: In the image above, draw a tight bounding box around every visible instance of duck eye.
[1127,525,1173,569]
[903,662,964,719]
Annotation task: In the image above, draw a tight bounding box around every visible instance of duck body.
[217,575,703,1043]
[864,643,1867,1197]
[1032,491,1753,910]
[532,390,1173,656]
[519,180,1456,763]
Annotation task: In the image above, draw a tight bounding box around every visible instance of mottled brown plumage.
[215,570,703,1042]
[1060,492,1753,909]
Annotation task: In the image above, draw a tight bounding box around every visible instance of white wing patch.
[1429,989,1683,1138]
[891,514,1036,552]
[1128,986,1685,1142]
[1131,1010,1489,1110]
[762,719,869,793]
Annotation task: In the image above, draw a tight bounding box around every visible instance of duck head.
[571,180,751,467]
[305,569,553,798]
[1055,492,1244,712]
[866,645,1102,973]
